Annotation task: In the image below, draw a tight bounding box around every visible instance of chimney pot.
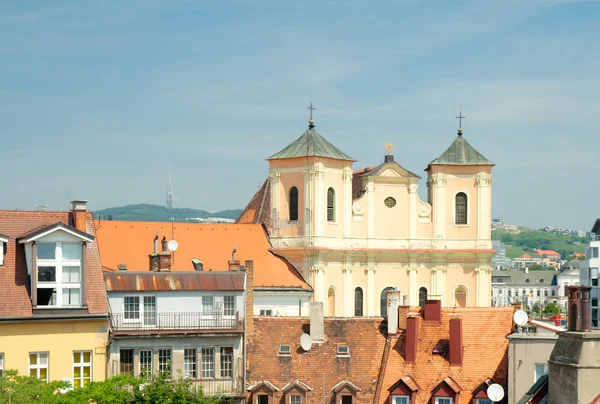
[384,155,395,163]
[154,233,159,253]
[228,260,241,271]
[161,236,167,252]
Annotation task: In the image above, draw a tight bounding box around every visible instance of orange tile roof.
[95,220,311,290]
[521,253,532,258]
[536,250,560,257]
[0,210,107,317]
[379,307,514,404]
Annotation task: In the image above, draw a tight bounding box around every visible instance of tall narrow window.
[289,187,299,221]
[73,351,92,388]
[224,295,235,316]
[220,347,233,378]
[0,353,4,377]
[328,287,336,317]
[159,349,171,376]
[327,187,335,222]
[143,296,156,326]
[202,295,214,313]
[184,349,197,379]
[419,287,428,308]
[354,287,363,317]
[29,352,48,382]
[139,350,153,379]
[124,296,140,320]
[455,192,467,225]
[119,349,134,375]
[201,348,214,378]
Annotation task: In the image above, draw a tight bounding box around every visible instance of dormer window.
[0,234,8,266]
[36,242,83,307]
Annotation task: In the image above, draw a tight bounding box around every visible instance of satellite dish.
[300,333,312,351]
[487,383,505,402]
[513,310,528,326]
[167,240,179,252]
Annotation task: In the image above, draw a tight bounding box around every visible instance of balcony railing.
[110,312,240,332]
[189,377,244,397]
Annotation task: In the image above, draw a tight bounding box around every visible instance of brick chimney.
[567,285,592,332]
[424,300,442,322]
[229,245,240,271]
[71,200,88,233]
[449,318,463,366]
[149,236,171,272]
[244,260,254,337]
[405,317,419,364]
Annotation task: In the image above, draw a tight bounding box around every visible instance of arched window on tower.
[289,187,299,221]
[328,287,336,317]
[327,187,335,222]
[455,192,468,225]
[354,287,363,317]
[419,287,428,308]
[380,287,395,317]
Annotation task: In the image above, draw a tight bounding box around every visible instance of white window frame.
[123,295,156,324]
[392,396,409,404]
[336,345,350,357]
[223,295,235,317]
[201,347,215,378]
[289,395,302,404]
[158,349,171,376]
[220,347,233,378]
[260,309,273,316]
[184,348,197,379]
[202,295,215,314]
[72,350,92,388]
[0,352,4,377]
[36,242,82,307]
[29,352,49,382]
[139,349,153,379]
[434,398,453,404]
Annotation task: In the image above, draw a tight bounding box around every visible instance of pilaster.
[430,173,447,239]
[343,265,353,317]
[408,259,418,306]
[343,168,352,238]
[367,181,375,238]
[313,165,325,237]
[476,173,493,241]
[409,182,418,239]
[310,266,325,305]
[366,265,376,316]
[269,171,281,237]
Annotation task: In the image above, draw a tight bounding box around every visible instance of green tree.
[527,264,547,271]
[543,301,559,314]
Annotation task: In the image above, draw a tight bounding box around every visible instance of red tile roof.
[95,220,311,290]
[521,253,532,258]
[379,307,514,404]
[0,210,107,317]
[247,317,387,404]
[237,179,271,228]
[536,250,560,257]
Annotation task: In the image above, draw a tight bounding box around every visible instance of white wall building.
[104,270,247,401]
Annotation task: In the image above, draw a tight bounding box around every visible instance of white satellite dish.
[513,310,528,326]
[167,239,179,252]
[487,383,505,403]
[300,333,312,351]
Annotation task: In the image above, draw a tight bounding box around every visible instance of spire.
[307,102,316,129]
[455,106,465,136]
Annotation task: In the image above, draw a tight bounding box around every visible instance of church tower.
[266,111,355,302]
[426,125,494,307]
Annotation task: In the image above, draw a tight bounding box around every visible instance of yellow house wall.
[372,183,411,239]
[0,320,108,383]
[322,170,346,238]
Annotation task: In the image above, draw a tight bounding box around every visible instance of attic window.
[337,345,349,356]
[525,279,530,283]
[384,197,396,208]
[540,279,544,283]
[278,345,291,355]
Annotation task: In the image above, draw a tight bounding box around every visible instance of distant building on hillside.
[492,240,513,269]
[580,218,600,327]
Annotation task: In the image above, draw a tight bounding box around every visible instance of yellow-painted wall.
[0,320,108,384]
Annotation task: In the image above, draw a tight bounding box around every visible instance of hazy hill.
[492,227,588,259]
[94,204,242,222]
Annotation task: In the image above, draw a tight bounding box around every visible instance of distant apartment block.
[580,219,600,327]
[491,240,513,269]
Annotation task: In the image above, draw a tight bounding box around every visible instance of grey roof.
[363,159,421,179]
[592,218,600,234]
[428,133,494,167]
[560,259,580,275]
[0,233,8,241]
[267,126,355,161]
[492,270,557,286]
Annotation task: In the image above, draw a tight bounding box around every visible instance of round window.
[384,197,396,208]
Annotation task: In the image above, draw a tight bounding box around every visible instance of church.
[238,111,495,317]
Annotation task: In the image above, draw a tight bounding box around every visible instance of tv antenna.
[300,333,312,351]
[487,383,505,403]
[36,204,48,211]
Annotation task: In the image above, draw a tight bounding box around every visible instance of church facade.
[238,118,495,316]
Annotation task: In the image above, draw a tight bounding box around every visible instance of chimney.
[449,318,463,366]
[229,244,240,271]
[192,258,204,271]
[387,289,401,336]
[424,300,442,322]
[71,200,88,233]
[244,260,254,338]
[405,317,419,364]
[567,285,592,332]
[384,155,394,163]
[149,235,172,272]
[309,301,324,341]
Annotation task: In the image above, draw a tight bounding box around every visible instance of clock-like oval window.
[384,197,396,208]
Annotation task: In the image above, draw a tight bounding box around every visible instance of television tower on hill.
[166,165,174,209]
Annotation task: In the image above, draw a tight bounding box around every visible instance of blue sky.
[1,0,599,230]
